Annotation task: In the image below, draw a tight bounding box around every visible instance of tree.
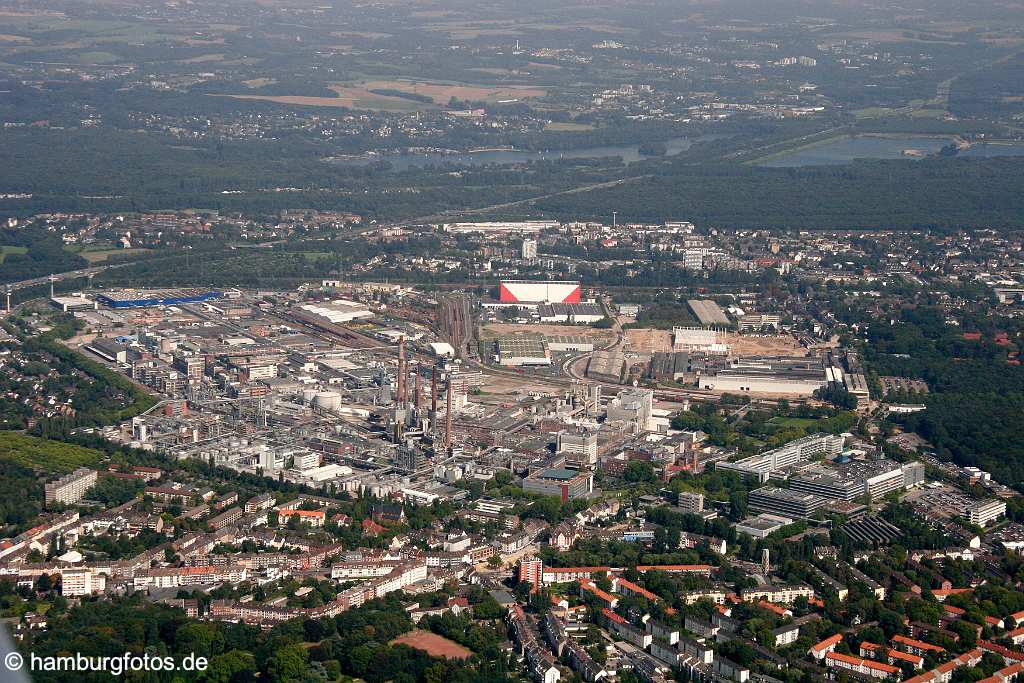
[624,460,656,483]
[814,385,858,411]
[175,622,225,660]
[204,650,257,683]
[265,643,310,683]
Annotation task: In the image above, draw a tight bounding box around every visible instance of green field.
[0,432,104,473]
[0,245,28,263]
[767,416,819,429]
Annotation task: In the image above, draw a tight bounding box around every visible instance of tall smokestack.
[406,364,413,408]
[445,379,453,450]
[414,367,421,410]
[430,366,438,414]
[396,336,406,403]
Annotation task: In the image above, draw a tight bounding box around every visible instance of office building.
[522,239,538,260]
[522,468,594,501]
[734,513,793,539]
[676,492,705,514]
[748,486,828,519]
[716,434,844,483]
[789,459,919,503]
[969,499,1006,527]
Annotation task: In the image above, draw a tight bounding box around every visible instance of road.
[4,265,112,292]
[411,175,652,223]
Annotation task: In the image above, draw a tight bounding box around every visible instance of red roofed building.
[361,518,386,536]
[826,652,900,680]
[612,577,661,603]
[635,564,713,576]
[892,635,946,657]
[602,607,626,624]
[932,588,972,602]
[810,634,844,661]
[757,601,793,618]
[579,579,619,609]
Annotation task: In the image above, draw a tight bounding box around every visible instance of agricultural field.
[217,80,546,111]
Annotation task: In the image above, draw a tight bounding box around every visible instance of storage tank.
[313,391,342,412]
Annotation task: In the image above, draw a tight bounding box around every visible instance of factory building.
[606,388,654,432]
[556,430,599,467]
[702,358,828,396]
[673,327,729,355]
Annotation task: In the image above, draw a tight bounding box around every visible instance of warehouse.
[537,303,604,324]
[96,288,223,309]
[297,299,373,324]
[496,336,551,366]
[687,299,730,326]
[499,281,581,304]
[545,336,595,353]
[587,350,625,382]
[50,295,98,312]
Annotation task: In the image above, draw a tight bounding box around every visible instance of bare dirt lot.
[728,334,808,357]
[624,329,808,358]
[624,328,673,352]
[390,631,473,659]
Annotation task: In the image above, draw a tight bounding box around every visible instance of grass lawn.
[767,416,819,429]
[0,432,104,473]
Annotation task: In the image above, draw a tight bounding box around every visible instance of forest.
[3,124,1024,231]
[867,306,1024,484]
[18,592,514,683]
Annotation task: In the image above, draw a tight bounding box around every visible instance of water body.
[959,141,1024,158]
[331,136,709,171]
[755,135,953,168]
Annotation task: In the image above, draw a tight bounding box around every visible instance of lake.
[330,136,708,171]
[755,135,953,167]
[959,141,1024,158]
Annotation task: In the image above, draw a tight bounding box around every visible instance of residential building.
[45,468,98,507]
